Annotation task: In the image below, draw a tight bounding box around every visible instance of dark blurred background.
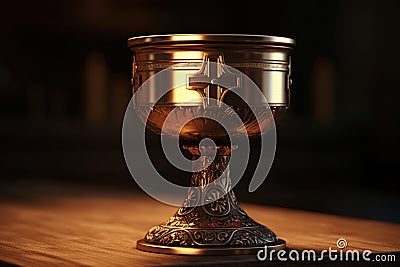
[1,0,399,223]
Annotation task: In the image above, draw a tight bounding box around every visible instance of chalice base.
[136,146,285,255]
[136,193,286,255]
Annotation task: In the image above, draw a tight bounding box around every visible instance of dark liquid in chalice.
[138,105,285,145]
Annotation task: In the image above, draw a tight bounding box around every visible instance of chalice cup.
[126,34,295,255]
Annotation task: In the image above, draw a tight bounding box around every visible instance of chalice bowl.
[123,34,295,255]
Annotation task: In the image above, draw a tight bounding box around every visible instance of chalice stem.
[137,145,285,253]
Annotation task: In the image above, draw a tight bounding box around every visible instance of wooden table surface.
[0,182,399,266]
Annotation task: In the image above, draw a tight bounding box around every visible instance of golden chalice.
[125,34,295,255]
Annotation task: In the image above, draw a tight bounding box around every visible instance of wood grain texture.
[0,184,399,266]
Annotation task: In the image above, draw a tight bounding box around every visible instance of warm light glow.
[169,85,202,104]
[172,51,203,60]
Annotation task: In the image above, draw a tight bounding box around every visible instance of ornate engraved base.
[136,146,285,255]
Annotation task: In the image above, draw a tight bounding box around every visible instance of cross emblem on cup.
[187,54,241,107]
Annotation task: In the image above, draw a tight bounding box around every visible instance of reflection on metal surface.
[136,239,286,255]
[129,34,294,108]
[136,106,282,144]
